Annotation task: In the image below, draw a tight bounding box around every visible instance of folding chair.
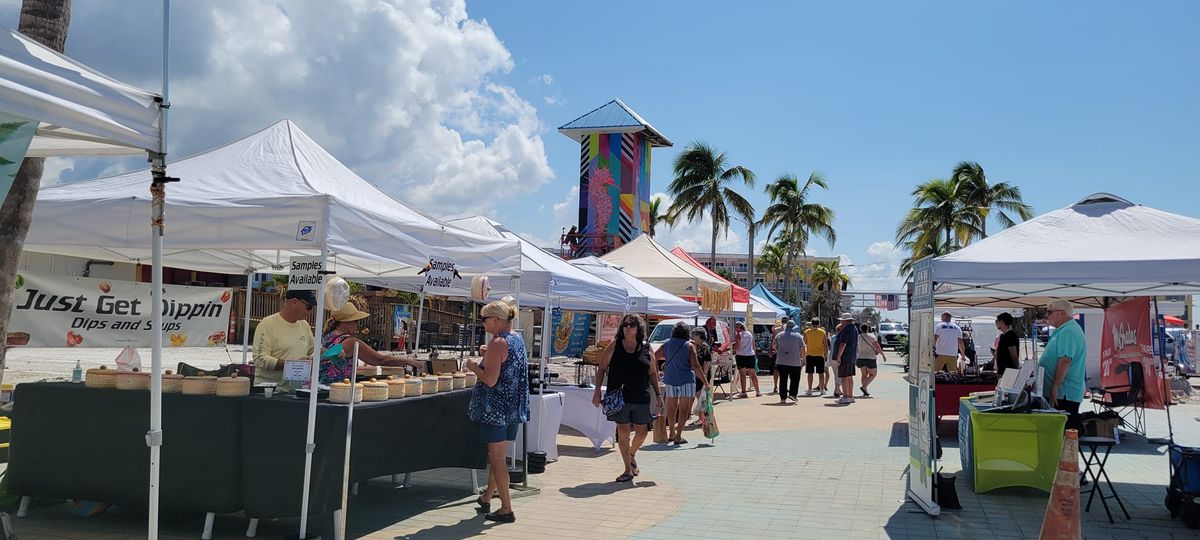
[711,355,736,402]
[1090,361,1147,436]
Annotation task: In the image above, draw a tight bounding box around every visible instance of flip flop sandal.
[616,473,634,483]
[475,496,490,514]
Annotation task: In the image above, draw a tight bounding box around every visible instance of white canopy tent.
[22,120,522,536]
[25,120,521,278]
[570,256,699,317]
[600,234,731,298]
[0,27,162,156]
[0,23,168,539]
[932,193,1200,308]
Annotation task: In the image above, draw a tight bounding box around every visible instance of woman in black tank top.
[592,314,661,483]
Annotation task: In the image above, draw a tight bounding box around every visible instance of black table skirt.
[7,383,486,519]
[241,389,485,518]
[8,382,245,513]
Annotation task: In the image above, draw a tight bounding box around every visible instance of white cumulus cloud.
[38,0,554,218]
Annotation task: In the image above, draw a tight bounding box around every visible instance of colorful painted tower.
[558,99,671,256]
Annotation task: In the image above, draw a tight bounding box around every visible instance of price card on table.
[283,359,311,382]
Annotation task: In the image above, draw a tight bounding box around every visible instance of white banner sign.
[420,256,462,294]
[8,273,231,348]
[288,256,324,291]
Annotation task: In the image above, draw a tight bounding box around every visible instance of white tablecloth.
[555,385,615,451]
[509,391,563,462]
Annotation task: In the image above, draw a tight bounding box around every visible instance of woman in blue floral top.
[319,303,422,385]
[466,297,528,523]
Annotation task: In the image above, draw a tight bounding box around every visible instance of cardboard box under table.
[958,396,1067,493]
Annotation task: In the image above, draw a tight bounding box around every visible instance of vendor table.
[8,382,244,514]
[959,397,1066,493]
[936,383,994,418]
[511,391,563,462]
[241,388,484,518]
[7,383,484,521]
[555,385,615,451]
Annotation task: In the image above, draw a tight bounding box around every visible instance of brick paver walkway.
[10,360,1200,539]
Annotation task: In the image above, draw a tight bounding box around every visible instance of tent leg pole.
[246,518,259,538]
[16,496,28,518]
[242,266,253,364]
[297,248,330,539]
[201,512,214,540]
[337,344,360,540]
[414,289,426,355]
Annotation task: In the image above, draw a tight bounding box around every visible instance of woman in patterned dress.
[466,297,529,523]
[319,303,422,384]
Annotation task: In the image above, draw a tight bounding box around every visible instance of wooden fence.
[227,290,475,351]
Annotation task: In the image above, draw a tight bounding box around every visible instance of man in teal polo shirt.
[1039,299,1087,432]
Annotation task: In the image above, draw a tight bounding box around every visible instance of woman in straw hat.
[319,302,423,384]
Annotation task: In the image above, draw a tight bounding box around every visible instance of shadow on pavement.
[390,514,492,539]
[559,480,658,498]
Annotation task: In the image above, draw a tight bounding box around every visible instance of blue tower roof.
[558,98,672,147]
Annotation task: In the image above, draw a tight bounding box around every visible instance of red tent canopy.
[1164,314,1186,326]
[670,248,751,303]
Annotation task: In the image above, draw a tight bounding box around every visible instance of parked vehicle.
[876,321,908,350]
[649,318,731,349]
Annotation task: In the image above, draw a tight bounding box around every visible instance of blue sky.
[471,0,1199,291]
[9,0,1199,297]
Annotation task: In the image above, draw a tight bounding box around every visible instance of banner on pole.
[906,255,940,516]
[1101,297,1165,409]
[598,313,622,344]
[8,273,231,348]
[0,112,37,208]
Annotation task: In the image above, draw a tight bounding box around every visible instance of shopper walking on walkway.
[803,318,829,395]
[691,327,713,427]
[834,313,860,404]
[856,323,885,397]
[656,322,708,445]
[773,320,806,403]
[733,321,761,398]
[466,298,529,522]
[592,314,661,482]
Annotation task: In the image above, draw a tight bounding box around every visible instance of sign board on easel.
[907,256,940,516]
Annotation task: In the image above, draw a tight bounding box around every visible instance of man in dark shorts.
[803,318,829,395]
[834,313,859,404]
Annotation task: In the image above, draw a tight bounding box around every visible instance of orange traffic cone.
[1039,429,1081,540]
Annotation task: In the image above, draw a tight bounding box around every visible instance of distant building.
[687,251,838,303]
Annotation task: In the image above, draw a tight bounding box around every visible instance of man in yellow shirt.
[803,318,830,395]
[253,290,316,390]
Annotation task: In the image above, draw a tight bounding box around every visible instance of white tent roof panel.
[0,27,161,156]
[570,256,698,317]
[24,121,522,279]
[600,235,730,297]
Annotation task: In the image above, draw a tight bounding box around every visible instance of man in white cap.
[833,313,860,404]
[933,311,966,373]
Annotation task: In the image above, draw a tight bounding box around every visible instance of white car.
[649,318,731,350]
[876,322,908,350]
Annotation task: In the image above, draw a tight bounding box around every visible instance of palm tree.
[760,172,836,301]
[665,142,755,267]
[897,233,957,279]
[895,177,980,252]
[757,243,786,291]
[808,260,851,327]
[646,195,673,237]
[951,161,1034,239]
[0,0,72,388]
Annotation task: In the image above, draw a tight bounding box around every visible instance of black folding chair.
[1090,361,1147,436]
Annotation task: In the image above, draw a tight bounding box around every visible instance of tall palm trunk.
[0,0,72,385]
[746,223,755,289]
[710,199,718,270]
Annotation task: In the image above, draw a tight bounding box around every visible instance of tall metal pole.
[241,266,253,364]
[298,246,329,539]
[146,2,172,537]
[337,343,361,540]
[413,288,426,354]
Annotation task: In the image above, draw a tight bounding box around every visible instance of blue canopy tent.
[750,283,801,319]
